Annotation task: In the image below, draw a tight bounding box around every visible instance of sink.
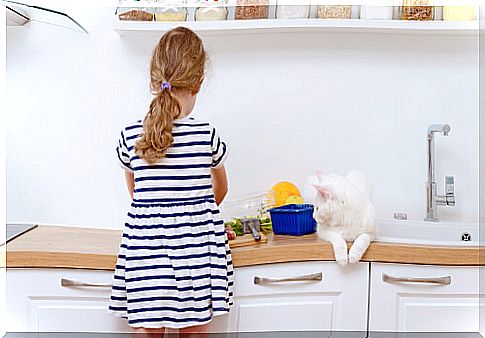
[375,219,479,247]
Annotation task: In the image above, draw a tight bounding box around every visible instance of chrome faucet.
[425,124,455,222]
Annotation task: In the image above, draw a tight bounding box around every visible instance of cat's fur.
[312,170,377,266]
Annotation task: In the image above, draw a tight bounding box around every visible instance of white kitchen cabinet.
[231,261,369,332]
[6,268,229,333]
[369,263,480,332]
[6,268,133,332]
[14,262,479,333]
[7,262,369,333]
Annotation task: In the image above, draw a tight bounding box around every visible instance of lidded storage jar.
[317,5,352,19]
[443,6,476,21]
[195,0,228,21]
[276,1,310,19]
[153,0,188,21]
[401,0,434,20]
[117,7,154,21]
[235,0,270,20]
[359,6,393,20]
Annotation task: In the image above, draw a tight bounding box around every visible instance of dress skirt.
[108,198,234,329]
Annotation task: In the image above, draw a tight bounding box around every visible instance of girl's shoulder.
[120,117,219,139]
[173,116,212,129]
[121,119,143,134]
[119,120,143,144]
[173,117,220,137]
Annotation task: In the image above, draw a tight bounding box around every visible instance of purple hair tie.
[161,81,172,91]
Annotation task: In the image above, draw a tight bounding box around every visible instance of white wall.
[6,16,479,229]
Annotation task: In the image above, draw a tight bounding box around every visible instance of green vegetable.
[224,218,244,236]
[260,218,273,234]
[224,215,273,236]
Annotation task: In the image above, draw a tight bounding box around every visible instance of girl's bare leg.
[132,327,166,338]
[179,322,210,338]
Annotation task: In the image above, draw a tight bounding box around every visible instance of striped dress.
[108,116,234,329]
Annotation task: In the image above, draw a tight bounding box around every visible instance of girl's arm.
[211,165,228,205]
[124,170,135,199]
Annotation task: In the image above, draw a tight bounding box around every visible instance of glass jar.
[443,6,476,21]
[153,0,188,22]
[360,6,393,20]
[276,1,310,19]
[118,7,154,21]
[401,0,434,21]
[195,0,228,21]
[317,5,352,19]
[235,0,269,20]
[195,6,228,21]
[154,6,188,21]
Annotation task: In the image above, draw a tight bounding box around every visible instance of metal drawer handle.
[61,278,112,288]
[254,272,323,285]
[382,273,451,285]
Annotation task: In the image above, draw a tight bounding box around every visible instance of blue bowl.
[268,203,317,236]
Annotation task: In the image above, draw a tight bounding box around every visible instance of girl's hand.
[124,170,135,199]
[211,165,228,205]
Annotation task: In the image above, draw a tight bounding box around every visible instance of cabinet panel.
[31,299,129,332]
[398,297,478,331]
[369,263,480,332]
[237,296,334,331]
[233,261,369,332]
[7,268,132,332]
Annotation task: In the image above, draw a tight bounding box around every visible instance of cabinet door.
[369,263,480,332]
[7,269,133,332]
[232,261,369,332]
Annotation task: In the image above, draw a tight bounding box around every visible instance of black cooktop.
[5,223,38,245]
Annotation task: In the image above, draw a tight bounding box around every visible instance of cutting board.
[229,233,268,248]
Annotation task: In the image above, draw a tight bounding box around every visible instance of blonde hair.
[135,27,207,164]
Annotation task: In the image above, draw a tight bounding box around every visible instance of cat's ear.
[316,170,325,183]
[313,184,330,199]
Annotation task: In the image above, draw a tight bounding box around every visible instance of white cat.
[312,170,377,266]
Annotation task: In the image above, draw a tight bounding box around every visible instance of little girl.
[109,27,234,336]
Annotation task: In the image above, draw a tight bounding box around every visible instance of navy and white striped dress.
[109,117,234,329]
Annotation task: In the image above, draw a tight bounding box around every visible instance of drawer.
[369,263,480,332]
[371,263,479,294]
[8,268,114,297]
[232,261,369,332]
[7,268,133,332]
[234,261,368,297]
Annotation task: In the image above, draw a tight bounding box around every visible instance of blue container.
[268,203,317,236]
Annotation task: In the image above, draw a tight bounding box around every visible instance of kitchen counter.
[3,225,482,270]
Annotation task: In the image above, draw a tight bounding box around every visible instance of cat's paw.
[335,253,348,266]
[348,252,361,264]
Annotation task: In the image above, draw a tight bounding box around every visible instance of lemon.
[266,181,301,207]
[285,195,305,205]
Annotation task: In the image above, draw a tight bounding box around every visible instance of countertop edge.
[5,225,483,270]
[7,246,483,270]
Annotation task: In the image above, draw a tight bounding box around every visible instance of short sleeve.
[116,129,133,172]
[210,127,228,168]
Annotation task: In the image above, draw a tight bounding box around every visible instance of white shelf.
[114,19,479,36]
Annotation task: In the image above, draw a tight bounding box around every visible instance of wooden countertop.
[3,225,482,270]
